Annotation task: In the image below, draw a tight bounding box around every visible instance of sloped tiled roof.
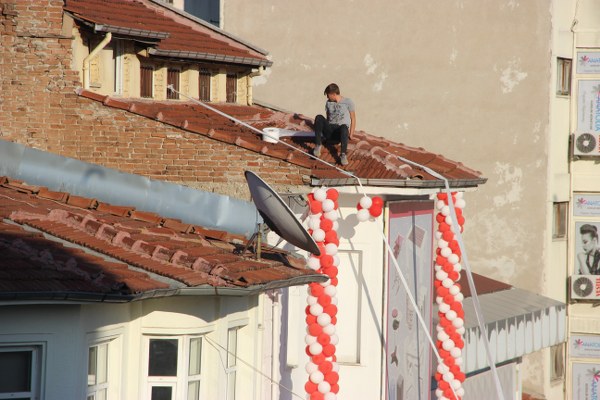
[77,90,486,188]
[0,176,321,302]
[63,0,271,67]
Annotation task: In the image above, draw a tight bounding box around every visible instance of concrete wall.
[221,0,568,397]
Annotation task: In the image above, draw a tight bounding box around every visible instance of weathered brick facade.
[0,1,308,199]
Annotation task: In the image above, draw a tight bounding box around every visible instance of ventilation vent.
[574,132,600,156]
[570,275,600,300]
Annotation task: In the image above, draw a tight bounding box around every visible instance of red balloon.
[438,380,449,390]
[319,360,333,374]
[310,283,324,297]
[450,302,462,313]
[437,193,448,200]
[372,196,384,207]
[324,266,338,279]
[324,304,337,317]
[325,371,339,384]
[310,200,323,214]
[323,344,336,357]
[439,222,450,232]
[318,333,331,346]
[435,372,442,382]
[320,255,334,268]
[434,280,441,288]
[437,286,449,297]
[331,316,337,325]
[318,295,332,307]
[448,271,459,281]
[436,255,446,265]
[324,230,338,244]
[305,346,312,357]
[306,315,317,325]
[436,213,445,223]
[307,193,315,202]
[312,353,325,365]
[458,216,465,226]
[333,200,339,210]
[442,231,454,242]
[305,305,311,315]
[317,242,326,256]
[310,392,324,400]
[356,202,363,210]
[331,278,338,286]
[438,349,449,359]
[443,294,454,304]
[320,218,333,231]
[305,381,318,394]
[309,323,322,336]
[443,388,454,399]
[331,384,339,394]
[326,189,339,201]
[369,205,383,218]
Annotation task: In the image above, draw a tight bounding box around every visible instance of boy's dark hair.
[324,83,340,95]
[580,224,599,240]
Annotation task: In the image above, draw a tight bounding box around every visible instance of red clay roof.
[63,0,270,67]
[0,176,320,301]
[77,90,486,188]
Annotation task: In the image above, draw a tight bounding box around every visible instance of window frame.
[87,341,109,400]
[199,69,212,102]
[552,201,568,239]
[226,73,237,103]
[0,344,43,400]
[556,57,572,96]
[140,65,154,98]
[167,68,181,100]
[143,335,205,400]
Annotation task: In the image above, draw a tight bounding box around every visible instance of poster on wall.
[571,335,600,359]
[572,362,600,400]
[577,80,600,134]
[385,201,434,400]
[577,52,600,74]
[575,222,600,275]
[575,194,600,217]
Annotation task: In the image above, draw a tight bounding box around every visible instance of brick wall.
[0,1,308,199]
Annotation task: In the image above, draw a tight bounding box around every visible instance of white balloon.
[317,313,332,327]
[457,327,466,335]
[437,363,449,374]
[359,196,373,209]
[309,343,323,357]
[440,247,452,258]
[332,255,340,266]
[437,331,449,341]
[312,228,326,242]
[454,292,464,302]
[450,347,462,358]
[443,372,454,382]
[305,361,318,374]
[441,205,450,216]
[449,285,460,295]
[307,295,318,305]
[305,335,317,345]
[322,199,335,213]
[320,279,331,287]
[436,270,448,281]
[332,221,339,231]
[323,324,336,335]
[325,285,337,297]
[434,264,442,272]
[455,356,463,365]
[331,296,338,305]
[357,208,370,222]
[318,381,331,394]
[308,218,320,231]
[438,239,448,248]
[446,310,457,321]
[453,263,462,272]
[307,257,321,270]
[442,278,453,288]
[438,303,450,313]
[448,254,460,265]
[445,215,453,225]
[457,387,465,397]
[314,188,327,202]
[452,317,464,328]
[442,339,454,351]
[324,210,339,221]
[456,199,466,208]
[332,362,340,372]
[436,296,444,305]
[330,334,339,345]
[435,231,443,240]
[324,393,337,400]
[325,243,338,255]
[310,304,324,316]
[455,191,464,199]
[309,370,324,384]
[451,379,462,390]
[436,200,446,210]
[435,389,443,398]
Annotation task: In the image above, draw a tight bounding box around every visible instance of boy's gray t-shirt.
[325,97,355,127]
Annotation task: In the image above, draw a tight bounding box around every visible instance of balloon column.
[433,192,466,400]
[304,187,341,400]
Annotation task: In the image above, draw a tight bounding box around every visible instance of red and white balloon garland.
[356,195,384,221]
[304,187,341,400]
[433,192,467,400]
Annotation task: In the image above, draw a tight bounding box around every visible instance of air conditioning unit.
[570,275,600,300]
[574,132,600,156]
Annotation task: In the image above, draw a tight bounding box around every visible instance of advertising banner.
[578,52,600,74]
[572,362,600,400]
[386,201,434,400]
[577,80,600,134]
[572,335,600,359]
[575,195,600,217]
[574,222,600,275]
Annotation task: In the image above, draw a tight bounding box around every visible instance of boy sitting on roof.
[313,83,356,166]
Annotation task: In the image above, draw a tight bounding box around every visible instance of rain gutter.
[311,177,487,189]
[148,48,272,67]
[0,275,326,306]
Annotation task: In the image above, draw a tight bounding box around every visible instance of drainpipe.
[83,32,112,89]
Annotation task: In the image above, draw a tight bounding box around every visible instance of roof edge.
[311,177,488,189]
[149,48,272,67]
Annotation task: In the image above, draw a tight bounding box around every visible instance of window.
[167,68,180,100]
[0,346,42,400]
[557,58,572,96]
[199,70,211,102]
[550,343,565,381]
[226,328,238,400]
[226,74,237,103]
[114,40,124,95]
[145,336,204,400]
[553,202,568,239]
[141,65,154,98]
[87,343,108,400]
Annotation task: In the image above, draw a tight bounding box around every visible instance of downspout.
[83,32,112,89]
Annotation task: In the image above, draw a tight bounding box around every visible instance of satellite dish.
[245,171,320,256]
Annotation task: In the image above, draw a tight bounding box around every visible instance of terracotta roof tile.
[0,175,321,301]
[63,0,269,67]
[77,91,486,188]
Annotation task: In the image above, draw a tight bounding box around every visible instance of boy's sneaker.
[340,153,348,166]
[313,145,322,157]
